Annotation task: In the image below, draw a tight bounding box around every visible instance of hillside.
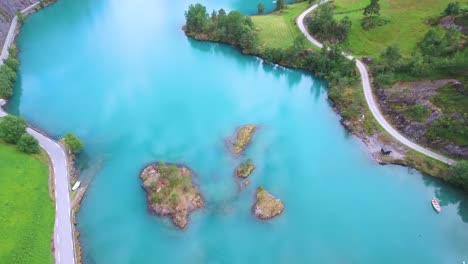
[333,0,457,57]
[0,0,36,47]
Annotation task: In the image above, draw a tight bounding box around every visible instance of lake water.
[8,0,468,263]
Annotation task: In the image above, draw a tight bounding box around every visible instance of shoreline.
[0,1,79,264]
[182,3,455,180]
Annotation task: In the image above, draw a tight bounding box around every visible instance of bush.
[447,160,468,191]
[443,2,461,16]
[64,132,84,154]
[17,134,40,154]
[0,115,27,144]
[16,11,25,25]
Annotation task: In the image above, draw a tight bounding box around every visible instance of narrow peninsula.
[253,187,284,220]
[140,162,204,228]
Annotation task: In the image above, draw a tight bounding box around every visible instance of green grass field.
[333,0,453,58]
[252,2,314,49]
[0,141,54,264]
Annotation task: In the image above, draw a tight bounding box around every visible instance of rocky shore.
[140,162,204,229]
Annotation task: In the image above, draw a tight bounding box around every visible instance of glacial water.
[8,0,468,263]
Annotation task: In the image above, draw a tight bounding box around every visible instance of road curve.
[0,2,77,264]
[296,2,455,165]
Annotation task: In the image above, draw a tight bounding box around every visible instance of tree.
[185,3,209,33]
[276,0,285,11]
[363,0,380,17]
[17,134,40,154]
[257,3,265,14]
[0,64,16,99]
[447,160,468,191]
[444,2,460,16]
[381,45,401,62]
[0,115,27,144]
[4,57,19,72]
[64,132,84,154]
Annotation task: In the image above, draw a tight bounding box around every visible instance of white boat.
[431,198,441,213]
[72,181,81,191]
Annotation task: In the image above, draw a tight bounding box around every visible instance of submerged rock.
[140,162,204,229]
[253,187,284,220]
[230,125,256,154]
[236,159,255,178]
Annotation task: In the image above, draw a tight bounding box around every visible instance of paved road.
[0,2,77,263]
[297,2,455,165]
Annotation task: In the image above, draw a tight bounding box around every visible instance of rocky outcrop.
[253,187,284,220]
[140,162,204,229]
[229,125,256,154]
[377,80,468,158]
[236,159,255,178]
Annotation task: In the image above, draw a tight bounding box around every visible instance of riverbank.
[182,2,454,180]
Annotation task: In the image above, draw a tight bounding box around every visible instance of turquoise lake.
[7,0,468,262]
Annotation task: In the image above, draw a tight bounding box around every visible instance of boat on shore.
[431,198,441,213]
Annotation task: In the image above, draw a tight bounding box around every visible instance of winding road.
[297,1,455,165]
[0,2,76,264]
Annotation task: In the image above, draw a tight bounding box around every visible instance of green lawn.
[0,141,54,264]
[333,0,453,58]
[252,2,314,49]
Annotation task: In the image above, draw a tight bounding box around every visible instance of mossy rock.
[140,162,204,228]
[236,159,255,178]
[231,125,256,154]
[253,187,284,220]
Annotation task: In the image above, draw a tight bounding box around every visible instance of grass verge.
[0,141,54,264]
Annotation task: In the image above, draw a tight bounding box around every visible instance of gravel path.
[296,1,454,165]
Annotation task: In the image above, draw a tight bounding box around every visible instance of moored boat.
[431,198,441,213]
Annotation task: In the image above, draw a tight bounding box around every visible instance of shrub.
[64,132,84,154]
[17,133,40,154]
[443,2,461,16]
[16,11,25,25]
[0,115,27,144]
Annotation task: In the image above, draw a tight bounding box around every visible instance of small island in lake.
[253,187,284,220]
[236,159,255,178]
[230,125,256,154]
[140,162,203,228]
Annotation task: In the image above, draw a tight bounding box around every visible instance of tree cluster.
[308,3,352,43]
[0,115,40,154]
[303,45,357,86]
[64,132,84,154]
[0,47,19,99]
[418,28,463,58]
[447,160,468,191]
[185,4,257,51]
